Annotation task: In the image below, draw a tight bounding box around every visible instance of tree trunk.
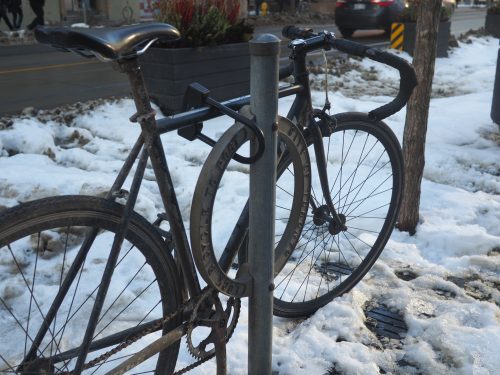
[396,0,442,235]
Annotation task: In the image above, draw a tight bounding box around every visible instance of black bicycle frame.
[22,47,340,370]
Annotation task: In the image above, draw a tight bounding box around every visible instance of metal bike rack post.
[248,34,280,375]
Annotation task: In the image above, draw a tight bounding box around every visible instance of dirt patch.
[394,268,419,282]
[447,274,500,306]
[0,97,126,125]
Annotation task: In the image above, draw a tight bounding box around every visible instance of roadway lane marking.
[0,60,100,75]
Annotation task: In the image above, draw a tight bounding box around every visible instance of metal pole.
[248,34,280,375]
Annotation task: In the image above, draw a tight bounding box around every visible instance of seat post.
[117,57,155,125]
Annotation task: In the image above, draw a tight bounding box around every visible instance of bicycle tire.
[273,112,404,318]
[190,116,311,297]
[0,196,182,374]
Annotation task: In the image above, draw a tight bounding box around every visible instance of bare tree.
[396,0,442,235]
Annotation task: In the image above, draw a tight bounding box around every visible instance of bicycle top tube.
[155,84,304,134]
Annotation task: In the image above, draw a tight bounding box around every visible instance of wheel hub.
[313,205,347,235]
[312,205,330,226]
[328,213,347,235]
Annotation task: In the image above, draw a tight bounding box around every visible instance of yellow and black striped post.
[391,23,404,51]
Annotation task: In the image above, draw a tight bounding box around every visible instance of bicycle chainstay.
[31,287,229,375]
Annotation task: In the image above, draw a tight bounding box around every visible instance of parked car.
[334,0,406,37]
[334,0,455,38]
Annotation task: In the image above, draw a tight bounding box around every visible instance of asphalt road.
[0,7,487,116]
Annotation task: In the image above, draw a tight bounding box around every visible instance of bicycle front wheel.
[273,112,404,317]
[0,196,182,374]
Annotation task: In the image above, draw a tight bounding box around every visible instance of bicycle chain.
[53,288,214,374]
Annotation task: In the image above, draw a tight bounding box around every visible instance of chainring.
[186,290,241,360]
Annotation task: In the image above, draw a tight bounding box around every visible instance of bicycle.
[0,22,416,374]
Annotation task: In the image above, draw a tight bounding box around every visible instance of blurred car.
[334,0,406,38]
[334,0,455,38]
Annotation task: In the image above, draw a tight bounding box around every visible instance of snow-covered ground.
[0,36,499,374]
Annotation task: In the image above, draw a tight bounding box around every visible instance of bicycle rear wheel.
[273,112,404,318]
[0,196,182,374]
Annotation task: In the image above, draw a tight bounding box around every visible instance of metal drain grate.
[365,307,407,339]
[316,262,352,280]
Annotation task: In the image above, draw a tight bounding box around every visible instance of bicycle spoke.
[276,183,294,199]
[52,228,70,360]
[290,227,325,303]
[297,227,336,302]
[345,173,392,218]
[343,230,375,251]
[315,234,337,298]
[331,136,379,204]
[7,244,62,358]
[277,224,327,300]
[93,279,156,341]
[0,353,15,373]
[339,150,388,215]
[0,296,37,349]
[54,250,88,362]
[339,132,370,214]
[342,187,393,215]
[345,226,380,234]
[97,261,147,326]
[341,231,365,263]
[329,130,365,202]
[346,202,391,223]
[47,242,137,352]
[276,223,317,298]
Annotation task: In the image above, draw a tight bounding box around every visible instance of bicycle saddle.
[35,23,180,60]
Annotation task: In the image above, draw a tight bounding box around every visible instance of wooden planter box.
[485,13,500,38]
[402,21,451,58]
[139,43,250,115]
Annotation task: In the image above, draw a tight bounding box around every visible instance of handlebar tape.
[366,49,418,121]
[330,39,418,120]
[331,39,370,58]
[282,25,418,121]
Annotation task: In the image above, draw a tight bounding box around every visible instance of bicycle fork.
[309,116,347,235]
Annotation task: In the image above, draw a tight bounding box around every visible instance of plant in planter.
[394,1,452,58]
[485,0,500,38]
[139,0,254,115]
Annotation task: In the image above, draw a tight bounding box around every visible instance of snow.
[0,36,499,374]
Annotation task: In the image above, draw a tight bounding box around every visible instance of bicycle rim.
[0,196,181,374]
[273,114,403,318]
